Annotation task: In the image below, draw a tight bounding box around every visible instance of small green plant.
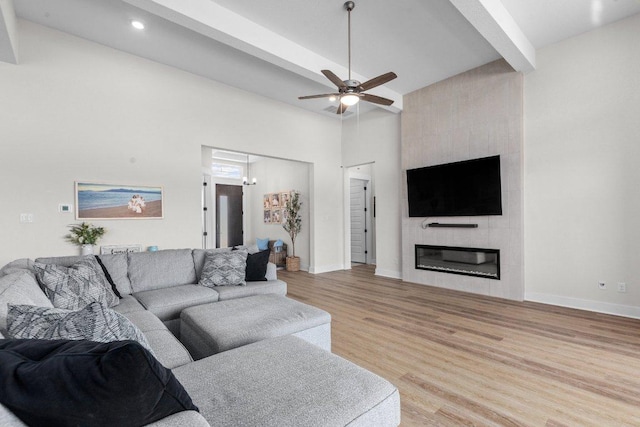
[282,191,302,257]
[65,222,106,245]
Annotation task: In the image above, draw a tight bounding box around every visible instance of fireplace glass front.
[415,245,500,280]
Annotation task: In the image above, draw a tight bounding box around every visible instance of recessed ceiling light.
[131,20,145,30]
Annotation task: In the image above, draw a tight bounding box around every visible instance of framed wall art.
[76,182,164,220]
[264,190,292,224]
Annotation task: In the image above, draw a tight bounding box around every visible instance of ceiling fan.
[298,1,397,114]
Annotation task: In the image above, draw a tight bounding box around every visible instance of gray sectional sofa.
[0,248,401,426]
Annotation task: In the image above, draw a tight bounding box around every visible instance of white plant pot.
[81,244,94,256]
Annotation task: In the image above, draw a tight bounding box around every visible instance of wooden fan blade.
[298,93,340,100]
[361,93,394,106]
[359,72,397,91]
[336,103,349,114]
[322,70,347,89]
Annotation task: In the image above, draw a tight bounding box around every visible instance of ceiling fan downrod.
[344,1,355,81]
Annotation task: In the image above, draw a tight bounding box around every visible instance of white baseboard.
[375,268,402,279]
[525,292,640,319]
[308,264,344,274]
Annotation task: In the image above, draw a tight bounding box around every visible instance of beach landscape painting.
[76,182,163,220]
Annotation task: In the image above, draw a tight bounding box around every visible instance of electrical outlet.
[598,281,606,289]
[19,213,34,223]
[617,283,627,293]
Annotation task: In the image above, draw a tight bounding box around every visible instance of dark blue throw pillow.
[0,339,198,427]
[245,249,271,281]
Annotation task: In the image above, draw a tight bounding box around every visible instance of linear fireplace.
[415,245,500,280]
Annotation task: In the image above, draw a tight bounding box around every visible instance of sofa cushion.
[199,250,248,287]
[34,257,119,310]
[234,244,260,254]
[133,284,219,321]
[34,255,100,269]
[245,249,270,281]
[128,249,197,292]
[7,302,154,356]
[97,253,132,295]
[173,335,400,427]
[0,339,198,427]
[0,271,52,334]
[0,259,35,278]
[124,310,193,369]
[144,410,210,427]
[214,280,287,301]
[111,294,147,315]
[0,402,27,427]
[265,262,277,281]
[94,255,122,298]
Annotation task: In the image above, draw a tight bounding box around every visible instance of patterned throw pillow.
[34,257,119,310]
[6,303,154,356]
[199,250,248,287]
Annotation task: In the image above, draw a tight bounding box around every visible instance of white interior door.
[350,178,368,263]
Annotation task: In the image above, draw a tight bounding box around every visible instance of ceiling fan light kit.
[298,1,397,115]
[341,94,360,106]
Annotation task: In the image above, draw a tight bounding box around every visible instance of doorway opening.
[215,184,243,248]
[347,163,375,266]
[201,146,311,269]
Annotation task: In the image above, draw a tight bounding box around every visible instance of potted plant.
[282,191,302,271]
[65,222,106,255]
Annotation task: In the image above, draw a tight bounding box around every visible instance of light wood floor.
[279,265,640,427]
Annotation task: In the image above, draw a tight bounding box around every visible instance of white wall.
[524,14,640,317]
[0,20,343,271]
[342,109,402,278]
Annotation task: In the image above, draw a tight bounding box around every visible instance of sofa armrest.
[265,262,277,281]
[144,411,210,427]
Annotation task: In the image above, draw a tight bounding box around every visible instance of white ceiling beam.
[449,0,535,72]
[0,0,18,64]
[123,0,402,112]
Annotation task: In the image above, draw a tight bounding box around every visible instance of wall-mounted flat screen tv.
[407,155,502,217]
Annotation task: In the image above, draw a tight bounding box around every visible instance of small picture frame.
[280,192,290,206]
[271,209,282,223]
[270,193,281,208]
[263,209,272,223]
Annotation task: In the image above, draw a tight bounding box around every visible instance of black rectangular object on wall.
[407,155,502,217]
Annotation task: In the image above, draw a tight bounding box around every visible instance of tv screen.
[407,155,502,217]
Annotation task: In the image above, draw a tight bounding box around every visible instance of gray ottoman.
[180,294,331,359]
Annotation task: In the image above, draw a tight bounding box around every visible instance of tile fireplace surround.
[401,59,524,301]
